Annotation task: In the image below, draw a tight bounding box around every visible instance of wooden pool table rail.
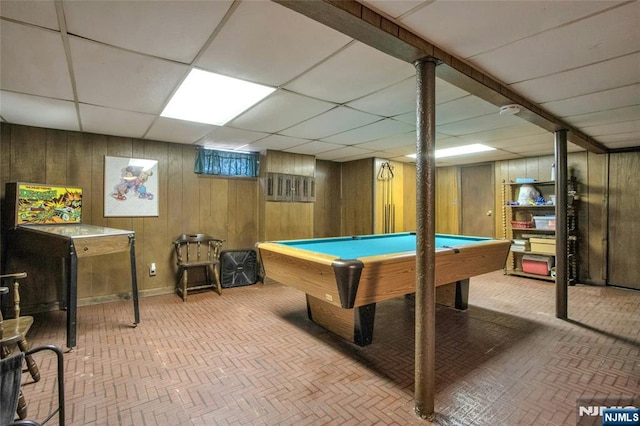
[258,239,510,309]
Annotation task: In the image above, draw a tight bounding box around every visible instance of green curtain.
[194,148,259,177]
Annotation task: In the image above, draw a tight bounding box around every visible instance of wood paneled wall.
[337,152,610,286]
[605,152,639,289]
[373,159,406,233]
[435,166,459,234]
[340,158,374,235]
[262,149,315,176]
[0,123,258,309]
[340,160,460,236]
[402,164,417,231]
[494,151,607,285]
[314,160,341,237]
[0,122,631,304]
[258,150,315,242]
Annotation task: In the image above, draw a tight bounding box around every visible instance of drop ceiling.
[0,0,638,166]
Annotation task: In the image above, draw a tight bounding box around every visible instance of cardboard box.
[530,237,555,254]
[522,254,554,276]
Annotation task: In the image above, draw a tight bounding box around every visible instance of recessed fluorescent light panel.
[406,143,496,159]
[161,69,275,126]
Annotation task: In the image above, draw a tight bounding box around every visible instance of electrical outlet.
[150,262,156,276]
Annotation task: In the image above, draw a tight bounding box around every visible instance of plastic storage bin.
[533,215,556,230]
[522,254,554,276]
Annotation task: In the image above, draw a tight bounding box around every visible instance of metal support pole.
[414,57,438,420]
[555,129,568,319]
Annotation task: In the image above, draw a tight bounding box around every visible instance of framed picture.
[104,156,158,217]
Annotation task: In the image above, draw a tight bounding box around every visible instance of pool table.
[257,232,511,346]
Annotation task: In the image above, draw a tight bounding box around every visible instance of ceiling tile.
[334,150,395,163]
[315,146,375,161]
[399,1,619,59]
[436,95,500,125]
[229,90,335,133]
[455,123,548,145]
[354,130,416,151]
[283,141,345,156]
[435,78,472,105]
[80,104,155,138]
[602,139,640,150]
[447,150,522,165]
[363,1,425,19]
[436,114,520,137]
[393,111,416,126]
[469,2,640,83]
[70,37,188,114]
[0,0,637,163]
[511,52,640,104]
[63,1,233,63]
[542,85,640,118]
[280,106,381,140]
[197,126,269,149]
[346,76,416,116]
[0,21,73,100]
[597,131,640,144]
[507,142,584,156]
[322,118,415,145]
[346,76,469,118]
[145,117,216,144]
[381,144,418,157]
[0,91,79,131]
[243,135,312,152]
[564,105,640,128]
[196,1,351,87]
[284,41,416,103]
[390,155,418,164]
[357,131,460,155]
[489,134,554,151]
[503,141,556,154]
[0,0,59,30]
[582,120,639,138]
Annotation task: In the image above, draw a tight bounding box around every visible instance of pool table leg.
[306,295,377,346]
[454,278,469,310]
[435,278,469,310]
[353,304,376,346]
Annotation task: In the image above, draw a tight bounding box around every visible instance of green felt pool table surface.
[278,232,492,259]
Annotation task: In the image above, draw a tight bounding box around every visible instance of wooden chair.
[1,272,40,420]
[173,234,224,302]
[0,344,65,426]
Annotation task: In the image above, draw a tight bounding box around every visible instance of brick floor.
[12,271,640,425]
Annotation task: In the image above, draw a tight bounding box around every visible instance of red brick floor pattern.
[13,271,640,425]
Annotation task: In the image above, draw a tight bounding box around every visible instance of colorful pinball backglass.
[6,182,83,225]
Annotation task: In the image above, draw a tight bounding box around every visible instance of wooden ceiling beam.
[274,0,608,154]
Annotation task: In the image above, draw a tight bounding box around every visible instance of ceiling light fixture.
[406,143,496,159]
[499,104,521,116]
[161,69,275,126]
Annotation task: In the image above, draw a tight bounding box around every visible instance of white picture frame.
[104,156,158,217]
